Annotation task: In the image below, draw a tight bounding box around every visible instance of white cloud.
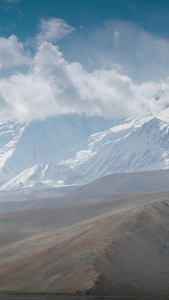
[37,18,75,44]
[0,35,30,69]
[0,40,167,122]
[0,18,169,122]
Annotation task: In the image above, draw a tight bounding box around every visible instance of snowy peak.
[0,120,28,185]
[1,112,169,191]
[1,163,73,191]
[88,117,151,151]
[0,114,115,190]
[64,116,169,184]
[0,120,27,169]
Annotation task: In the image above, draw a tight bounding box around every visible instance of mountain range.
[1,108,169,191]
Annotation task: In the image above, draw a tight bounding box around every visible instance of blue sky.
[1,0,169,39]
[1,0,169,121]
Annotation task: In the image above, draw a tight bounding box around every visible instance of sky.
[1,0,169,121]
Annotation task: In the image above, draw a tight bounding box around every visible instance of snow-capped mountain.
[67,117,169,184]
[1,109,169,191]
[0,114,115,190]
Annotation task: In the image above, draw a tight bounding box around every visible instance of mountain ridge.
[1,110,169,191]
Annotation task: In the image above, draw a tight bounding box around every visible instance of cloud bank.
[0,18,169,122]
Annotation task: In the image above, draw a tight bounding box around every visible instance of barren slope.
[0,201,169,294]
[1,169,169,213]
[1,190,169,233]
[62,169,169,205]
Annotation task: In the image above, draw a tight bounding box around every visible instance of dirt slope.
[1,190,169,234]
[0,202,169,294]
[60,169,169,205]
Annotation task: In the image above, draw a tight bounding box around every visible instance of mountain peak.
[1,114,169,191]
